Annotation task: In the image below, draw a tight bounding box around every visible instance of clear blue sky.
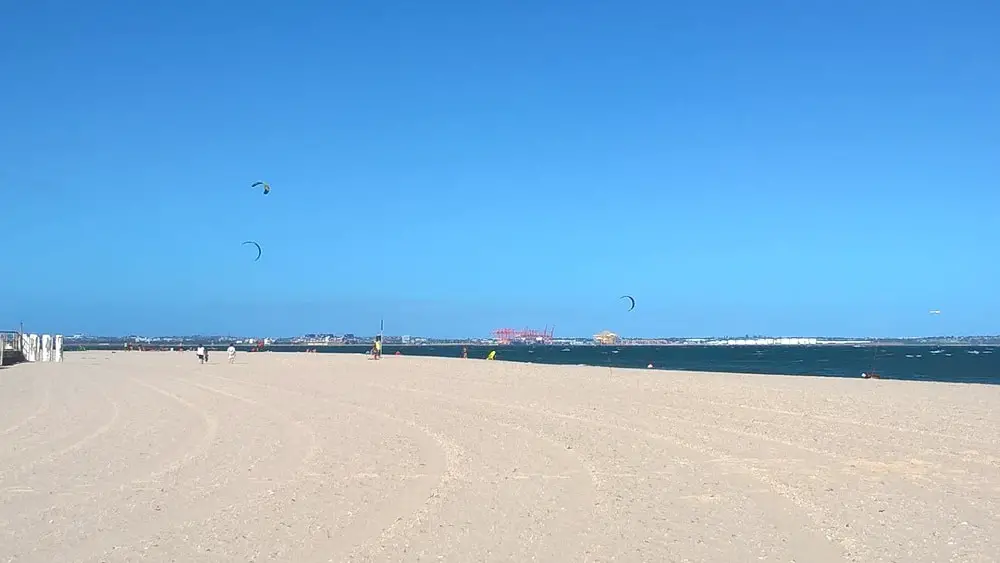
[2,1,997,338]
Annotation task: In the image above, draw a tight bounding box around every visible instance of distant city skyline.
[6,296,989,340]
[62,331,999,342]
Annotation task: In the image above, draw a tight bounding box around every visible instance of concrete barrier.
[0,331,26,366]
[7,333,65,363]
[26,334,39,362]
[41,334,52,362]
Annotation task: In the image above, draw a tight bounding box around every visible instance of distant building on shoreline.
[706,337,819,346]
[593,330,619,345]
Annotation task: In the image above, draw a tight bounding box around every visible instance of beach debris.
[620,295,636,311]
[242,240,262,261]
[251,181,271,195]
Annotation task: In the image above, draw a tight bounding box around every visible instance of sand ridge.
[1,351,998,562]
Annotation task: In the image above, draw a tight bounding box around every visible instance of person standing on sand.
[374,335,382,360]
[227,344,236,364]
[196,345,206,364]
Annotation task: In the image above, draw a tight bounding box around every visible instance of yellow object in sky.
[486,350,496,360]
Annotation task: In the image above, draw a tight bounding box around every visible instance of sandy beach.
[1,352,997,562]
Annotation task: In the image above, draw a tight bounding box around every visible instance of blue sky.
[1,0,997,337]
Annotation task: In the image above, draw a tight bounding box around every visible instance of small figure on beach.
[462,347,468,359]
[196,345,206,364]
[227,344,236,364]
[374,335,382,360]
[486,350,496,361]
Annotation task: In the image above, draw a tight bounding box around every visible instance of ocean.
[193,344,998,385]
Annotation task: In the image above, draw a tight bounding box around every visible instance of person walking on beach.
[196,345,206,364]
[374,335,382,360]
[227,344,236,364]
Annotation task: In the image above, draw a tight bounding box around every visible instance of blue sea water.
[208,344,998,385]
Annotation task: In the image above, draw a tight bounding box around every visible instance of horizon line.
[59,333,1000,340]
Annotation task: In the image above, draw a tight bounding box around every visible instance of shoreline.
[63,343,1000,385]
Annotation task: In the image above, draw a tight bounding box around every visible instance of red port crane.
[491,326,554,345]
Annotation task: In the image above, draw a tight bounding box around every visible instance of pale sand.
[1,352,998,562]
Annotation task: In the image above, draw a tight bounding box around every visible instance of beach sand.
[1,351,998,562]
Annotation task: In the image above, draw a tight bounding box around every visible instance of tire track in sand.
[198,372,468,563]
[339,388,598,562]
[1,376,52,438]
[126,378,221,487]
[365,380,851,562]
[418,376,996,561]
[643,399,1000,478]
[0,390,120,483]
[77,376,322,563]
[409,366,996,446]
[626,400,997,560]
[665,393,997,448]
[0,376,226,561]
[0,378,218,517]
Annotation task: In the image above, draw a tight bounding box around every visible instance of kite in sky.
[242,240,262,261]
